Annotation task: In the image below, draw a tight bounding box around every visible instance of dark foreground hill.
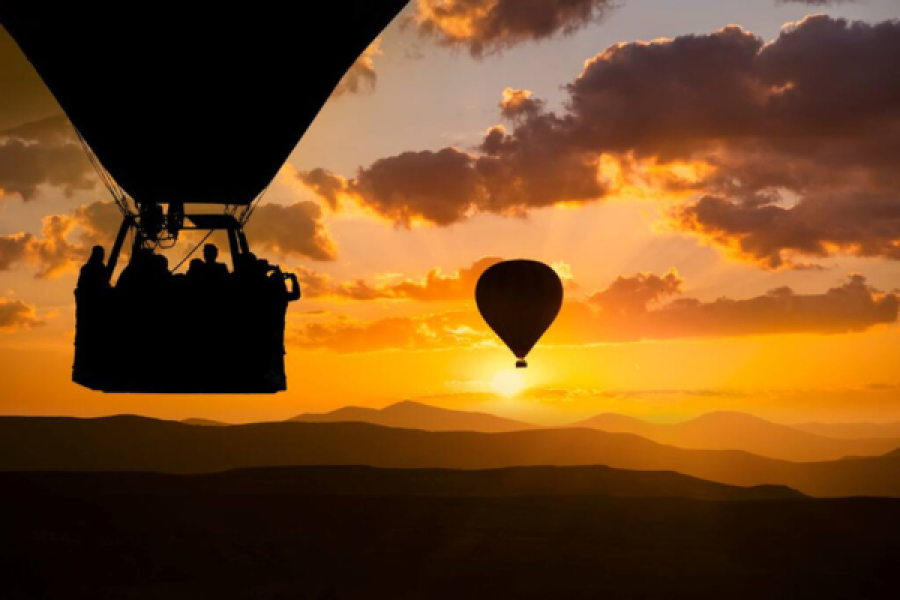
[0,474,897,599]
[3,416,900,497]
[0,465,802,501]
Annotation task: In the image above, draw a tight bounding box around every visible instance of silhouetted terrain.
[3,416,900,497]
[794,421,900,440]
[1,475,897,599]
[574,411,900,461]
[0,465,802,501]
[181,418,228,427]
[293,402,900,461]
[291,400,534,432]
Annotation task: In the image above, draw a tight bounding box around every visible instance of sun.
[490,369,527,398]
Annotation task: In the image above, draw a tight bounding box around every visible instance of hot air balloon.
[475,260,564,368]
[1,3,408,393]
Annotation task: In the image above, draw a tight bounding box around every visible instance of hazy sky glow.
[3,0,900,424]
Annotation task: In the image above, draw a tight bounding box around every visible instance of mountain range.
[2,464,801,501]
[572,411,900,461]
[289,401,900,462]
[3,415,900,497]
[291,400,532,433]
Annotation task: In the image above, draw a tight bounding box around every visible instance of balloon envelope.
[0,3,408,206]
[475,260,564,367]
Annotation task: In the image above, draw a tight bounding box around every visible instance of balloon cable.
[74,128,132,217]
[171,230,214,273]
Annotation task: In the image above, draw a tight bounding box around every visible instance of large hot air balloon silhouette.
[476,260,564,368]
[1,3,408,394]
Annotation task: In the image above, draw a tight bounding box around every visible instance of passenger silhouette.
[76,246,108,292]
[74,245,111,386]
[263,266,301,387]
[201,244,229,280]
[117,248,153,292]
[186,258,205,282]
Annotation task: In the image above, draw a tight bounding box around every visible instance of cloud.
[297,168,353,211]
[297,256,505,301]
[299,90,604,226]
[289,310,490,353]
[0,200,121,278]
[550,273,898,344]
[0,297,44,331]
[333,39,382,97]
[0,198,338,275]
[589,270,683,315]
[245,201,338,261]
[565,15,900,268]
[0,115,95,201]
[308,16,900,268]
[290,270,898,352]
[412,0,619,57]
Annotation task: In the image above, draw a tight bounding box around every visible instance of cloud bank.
[303,16,900,270]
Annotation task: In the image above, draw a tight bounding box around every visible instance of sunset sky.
[4,0,900,425]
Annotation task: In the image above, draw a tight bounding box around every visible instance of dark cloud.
[352,147,484,226]
[412,0,619,57]
[300,90,603,226]
[589,270,682,315]
[570,15,900,267]
[0,200,121,278]
[0,297,44,331]
[0,115,95,201]
[297,168,351,211]
[246,201,338,261]
[309,16,900,268]
[296,256,505,301]
[498,87,545,120]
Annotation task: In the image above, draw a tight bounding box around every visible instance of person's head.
[188,258,203,274]
[203,244,218,263]
[89,245,105,264]
[154,254,169,270]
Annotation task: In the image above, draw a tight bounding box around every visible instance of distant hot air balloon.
[1,3,408,394]
[476,260,564,368]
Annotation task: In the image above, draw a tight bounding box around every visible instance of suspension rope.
[74,128,133,216]
[170,229,215,273]
[238,184,271,226]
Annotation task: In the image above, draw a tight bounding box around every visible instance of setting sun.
[491,369,527,398]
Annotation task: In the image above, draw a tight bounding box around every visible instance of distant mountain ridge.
[287,401,900,462]
[290,400,536,433]
[2,415,900,497]
[572,411,900,462]
[793,421,900,440]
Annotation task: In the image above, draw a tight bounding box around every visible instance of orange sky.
[4,0,900,425]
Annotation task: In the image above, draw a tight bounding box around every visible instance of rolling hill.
[1,465,802,501]
[290,400,535,432]
[573,411,900,462]
[3,415,900,497]
[793,421,900,440]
